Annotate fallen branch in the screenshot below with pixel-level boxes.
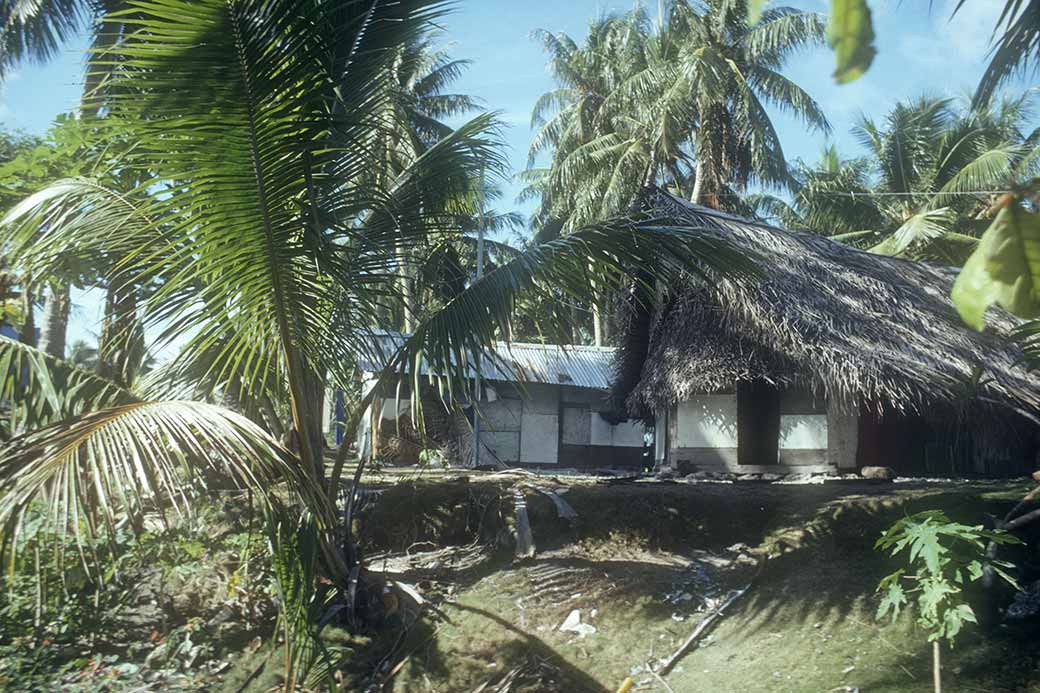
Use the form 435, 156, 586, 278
657, 560, 765, 676
648, 663, 676, 692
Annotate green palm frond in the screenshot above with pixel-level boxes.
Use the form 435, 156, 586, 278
382, 215, 757, 412
0, 0, 92, 76
0, 176, 161, 280
742, 7, 827, 68
936, 143, 1022, 197
874, 207, 956, 256
0, 400, 316, 573
968, 0, 1040, 108
0, 335, 138, 434
265, 503, 336, 690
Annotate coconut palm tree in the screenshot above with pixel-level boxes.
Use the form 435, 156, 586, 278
766, 95, 1040, 263
0, 1, 147, 369
0, 1, 748, 683
755, 145, 883, 242
527, 0, 827, 343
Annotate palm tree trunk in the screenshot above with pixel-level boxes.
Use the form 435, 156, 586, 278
933, 640, 942, 693
399, 244, 415, 333
98, 279, 138, 387
592, 295, 604, 346
691, 157, 706, 205
38, 281, 70, 359
19, 286, 36, 347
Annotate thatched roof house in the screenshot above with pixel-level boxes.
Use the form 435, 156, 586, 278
614, 189, 1040, 477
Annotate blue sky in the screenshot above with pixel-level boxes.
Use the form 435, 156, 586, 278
0, 0, 1033, 347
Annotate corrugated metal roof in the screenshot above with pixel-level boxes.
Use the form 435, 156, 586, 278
357, 330, 615, 390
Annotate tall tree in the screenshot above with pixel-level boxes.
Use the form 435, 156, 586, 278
765, 95, 1040, 263
0, 2, 747, 681
374, 33, 488, 332
527, 0, 828, 343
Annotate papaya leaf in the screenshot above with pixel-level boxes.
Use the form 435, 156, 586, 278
952, 201, 1040, 330
828, 0, 876, 84
876, 580, 906, 621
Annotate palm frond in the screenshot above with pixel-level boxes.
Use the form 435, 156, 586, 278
0, 0, 91, 76
0, 335, 138, 434
972, 0, 1040, 108
381, 215, 757, 415
0, 400, 315, 573
936, 143, 1021, 197
874, 207, 955, 256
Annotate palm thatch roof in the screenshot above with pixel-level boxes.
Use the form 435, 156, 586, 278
616, 188, 1040, 422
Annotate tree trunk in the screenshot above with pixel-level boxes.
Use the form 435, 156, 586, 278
933, 640, 942, 693
691, 157, 706, 206
397, 235, 414, 333
98, 279, 138, 387
592, 299, 604, 347
19, 286, 37, 347
38, 281, 70, 359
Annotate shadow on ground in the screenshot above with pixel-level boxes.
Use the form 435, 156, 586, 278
327, 479, 1040, 692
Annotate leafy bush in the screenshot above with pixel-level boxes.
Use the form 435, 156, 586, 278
876, 510, 1020, 643
876, 510, 1022, 692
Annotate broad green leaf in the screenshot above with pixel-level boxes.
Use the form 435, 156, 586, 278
876, 581, 906, 621
952, 201, 1040, 330
904, 520, 947, 575
919, 578, 957, 619
747, 0, 768, 25
828, 0, 876, 84
943, 604, 976, 644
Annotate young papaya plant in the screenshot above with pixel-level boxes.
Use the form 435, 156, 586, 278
875, 510, 1022, 693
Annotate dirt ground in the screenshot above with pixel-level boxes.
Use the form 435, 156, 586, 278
260, 472, 1040, 693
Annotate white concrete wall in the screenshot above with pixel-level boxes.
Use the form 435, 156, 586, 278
590, 414, 645, 447
520, 412, 559, 463
480, 399, 522, 432
480, 431, 520, 462
675, 395, 739, 448
779, 414, 828, 450
379, 398, 412, 421
519, 384, 559, 464
562, 406, 591, 445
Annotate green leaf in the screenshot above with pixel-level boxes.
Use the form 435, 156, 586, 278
952, 201, 1040, 330
747, 0, 768, 25
828, 0, 877, 84
876, 581, 906, 622
943, 603, 976, 644
904, 520, 947, 575
919, 578, 957, 620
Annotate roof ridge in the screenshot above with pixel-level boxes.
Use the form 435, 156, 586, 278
652, 188, 957, 274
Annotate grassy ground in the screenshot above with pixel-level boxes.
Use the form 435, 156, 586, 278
5, 474, 1039, 691
365, 478, 1040, 692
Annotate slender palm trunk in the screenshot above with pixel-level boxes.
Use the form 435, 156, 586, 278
38, 281, 70, 359
19, 286, 36, 347
398, 243, 415, 333
592, 291, 604, 346
691, 157, 706, 205
97, 279, 138, 387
